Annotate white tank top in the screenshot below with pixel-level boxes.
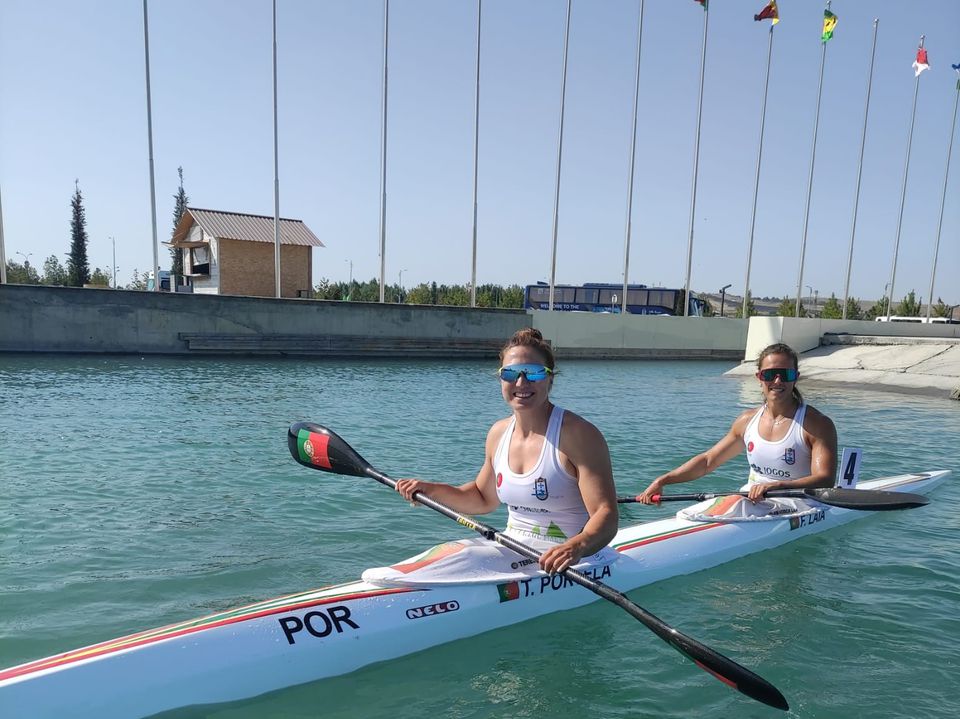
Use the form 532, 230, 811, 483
493, 406, 589, 544
743, 403, 812, 485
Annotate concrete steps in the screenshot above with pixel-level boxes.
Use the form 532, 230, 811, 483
178, 333, 503, 358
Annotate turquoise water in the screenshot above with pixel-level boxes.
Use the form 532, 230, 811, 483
1, 355, 958, 718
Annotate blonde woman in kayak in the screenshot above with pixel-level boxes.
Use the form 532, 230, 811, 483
396, 327, 619, 575
638, 342, 838, 505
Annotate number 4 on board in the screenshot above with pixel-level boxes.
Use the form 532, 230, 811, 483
837, 447, 863, 489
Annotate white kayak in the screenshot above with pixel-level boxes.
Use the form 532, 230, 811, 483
0, 470, 949, 718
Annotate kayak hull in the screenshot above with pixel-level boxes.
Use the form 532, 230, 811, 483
0, 470, 949, 718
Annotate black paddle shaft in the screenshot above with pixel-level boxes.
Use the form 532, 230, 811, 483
287, 421, 790, 711
617, 487, 929, 511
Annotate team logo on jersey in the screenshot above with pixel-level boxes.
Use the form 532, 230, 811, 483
532, 477, 549, 501
496, 472, 503, 488
747, 441, 755, 453
783, 448, 796, 465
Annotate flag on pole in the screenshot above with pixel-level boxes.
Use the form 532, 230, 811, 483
822, 10, 837, 43
693, 0, 707, 9
754, 1, 779, 25
953, 62, 960, 89
913, 47, 930, 76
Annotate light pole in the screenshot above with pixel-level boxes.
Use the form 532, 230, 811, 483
719, 284, 732, 318
806, 285, 814, 314
16, 250, 32, 266
398, 268, 407, 303
344, 258, 353, 300
111, 236, 117, 289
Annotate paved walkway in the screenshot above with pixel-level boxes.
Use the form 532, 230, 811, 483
726, 334, 960, 399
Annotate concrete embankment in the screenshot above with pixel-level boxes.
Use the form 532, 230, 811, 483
0, 284, 748, 360
729, 317, 960, 399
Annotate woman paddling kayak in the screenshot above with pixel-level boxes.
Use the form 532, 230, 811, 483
638, 342, 838, 505
396, 327, 619, 575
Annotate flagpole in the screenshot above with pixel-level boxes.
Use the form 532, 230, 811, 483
924, 64, 958, 320
142, 0, 160, 292
620, 0, 645, 315
795, 2, 830, 317
548, 0, 572, 312
842, 18, 879, 319
272, 0, 281, 299
469, 0, 482, 308
884, 35, 925, 322
742, 19, 774, 320
0, 185, 6, 284
683, 0, 709, 317
378, 0, 390, 303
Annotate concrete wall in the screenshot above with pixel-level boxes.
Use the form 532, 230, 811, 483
0, 284, 752, 358
531, 310, 748, 359
0, 284, 528, 355
744, 316, 960, 360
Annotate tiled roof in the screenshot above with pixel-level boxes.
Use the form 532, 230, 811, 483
176, 207, 324, 247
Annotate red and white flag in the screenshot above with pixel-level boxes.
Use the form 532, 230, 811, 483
913, 47, 930, 77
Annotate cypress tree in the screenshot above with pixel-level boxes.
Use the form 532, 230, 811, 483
67, 180, 91, 287
170, 166, 189, 277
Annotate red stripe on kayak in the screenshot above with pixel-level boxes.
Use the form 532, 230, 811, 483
392, 542, 466, 574
0, 585, 416, 683
702, 495, 743, 517
615, 522, 723, 553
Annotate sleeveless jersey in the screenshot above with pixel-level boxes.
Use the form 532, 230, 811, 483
743, 403, 812, 485
493, 406, 588, 545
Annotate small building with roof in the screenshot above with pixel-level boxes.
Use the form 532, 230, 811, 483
167, 207, 324, 298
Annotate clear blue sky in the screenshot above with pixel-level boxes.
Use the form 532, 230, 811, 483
1, 0, 958, 304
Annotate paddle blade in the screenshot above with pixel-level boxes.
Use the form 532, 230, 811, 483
287, 422, 374, 478
805, 487, 929, 511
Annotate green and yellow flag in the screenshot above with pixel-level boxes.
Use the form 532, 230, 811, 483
822, 10, 837, 43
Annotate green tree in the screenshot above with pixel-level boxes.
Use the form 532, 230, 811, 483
820, 293, 842, 319
931, 298, 952, 318
776, 296, 807, 318
500, 284, 523, 308
437, 284, 470, 306
89, 267, 112, 286
865, 296, 889, 321
407, 283, 433, 305
42, 255, 69, 285
170, 166, 189, 278
4, 260, 41, 284
126, 268, 148, 290
844, 297, 863, 320
67, 180, 91, 287
894, 290, 922, 317
733, 292, 756, 318
700, 297, 715, 317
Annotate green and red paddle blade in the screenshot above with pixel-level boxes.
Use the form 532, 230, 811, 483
288, 421, 373, 478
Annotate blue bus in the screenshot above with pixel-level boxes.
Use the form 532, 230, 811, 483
523, 283, 706, 316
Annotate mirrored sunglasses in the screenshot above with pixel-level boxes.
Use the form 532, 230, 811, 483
757, 367, 798, 382
498, 364, 553, 382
